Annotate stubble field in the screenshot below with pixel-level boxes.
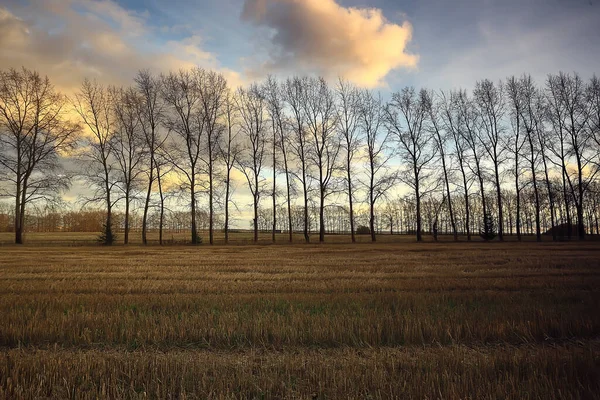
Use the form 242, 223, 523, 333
0, 239, 599, 399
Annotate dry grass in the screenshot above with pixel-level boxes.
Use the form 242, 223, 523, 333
0, 230, 569, 246
0, 241, 599, 398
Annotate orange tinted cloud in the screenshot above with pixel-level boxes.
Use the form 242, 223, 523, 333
242, 0, 419, 87
0, 1, 242, 94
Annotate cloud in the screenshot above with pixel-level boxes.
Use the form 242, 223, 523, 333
241, 0, 418, 87
0, 0, 242, 94
399, 0, 600, 92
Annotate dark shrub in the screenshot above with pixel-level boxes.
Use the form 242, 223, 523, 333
356, 225, 371, 235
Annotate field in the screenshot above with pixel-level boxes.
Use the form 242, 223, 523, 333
0, 229, 576, 246
0, 239, 599, 398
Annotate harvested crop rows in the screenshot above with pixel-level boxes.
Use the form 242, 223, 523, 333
0, 242, 599, 398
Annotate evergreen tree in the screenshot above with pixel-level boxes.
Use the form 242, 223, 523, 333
97, 221, 115, 245
480, 212, 497, 241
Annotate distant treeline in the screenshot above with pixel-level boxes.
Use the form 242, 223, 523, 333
0, 67, 599, 244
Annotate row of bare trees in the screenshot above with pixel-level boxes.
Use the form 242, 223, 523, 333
1, 66, 599, 244
4, 182, 600, 240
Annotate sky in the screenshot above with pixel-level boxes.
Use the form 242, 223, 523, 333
1, 0, 599, 93
1, 0, 599, 227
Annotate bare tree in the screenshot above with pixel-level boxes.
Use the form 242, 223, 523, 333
423, 90, 458, 241
111, 86, 146, 244
506, 76, 527, 240
336, 78, 362, 242
197, 69, 228, 245
546, 75, 573, 238
220, 89, 242, 244
359, 89, 396, 242
263, 76, 279, 243
457, 89, 488, 230
265, 76, 294, 242
0, 67, 79, 244
161, 69, 203, 245
285, 76, 312, 242
236, 84, 267, 242
535, 97, 557, 241
154, 147, 171, 244
135, 70, 165, 245
520, 75, 556, 241
518, 75, 545, 241
74, 79, 118, 245
302, 77, 340, 243
547, 72, 596, 239
474, 79, 506, 240
385, 87, 437, 242
441, 90, 472, 240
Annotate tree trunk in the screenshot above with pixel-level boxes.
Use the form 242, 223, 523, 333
460, 165, 471, 241
369, 188, 376, 242
319, 155, 325, 243
562, 167, 572, 240
302, 157, 310, 243
272, 128, 276, 243
477, 167, 487, 225
15, 223, 23, 244
190, 179, 198, 245
142, 154, 154, 245
415, 164, 422, 242
225, 168, 230, 245
416, 192, 422, 242
124, 191, 130, 245
494, 163, 503, 241
527, 135, 541, 241
440, 146, 457, 241
541, 156, 556, 241
254, 171, 259, 243
302, 184, 309, 243
15, 179, 22, 245
347, 152, 355, 243
532, 173, 541, 241
319, 187, 325, 243
106, 206, 112, 246
516, 172, 521, 241
369, 157, 376, 242
253, 196, 258, 243
156, 164, 164, 245
576, 155, 585, 240
576, 203, 585, 239
209, 157, 214, 245
104, 164, 113, 245
18, 191, 27, 246
284, 162, 293, 243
